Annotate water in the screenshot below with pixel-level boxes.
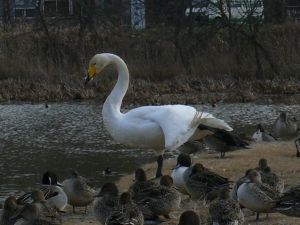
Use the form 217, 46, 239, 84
0, 99, 299, 202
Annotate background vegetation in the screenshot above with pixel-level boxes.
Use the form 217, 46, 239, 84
0, 0, 300, 103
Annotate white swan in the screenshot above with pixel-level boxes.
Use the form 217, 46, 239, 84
85, 53, 233, 178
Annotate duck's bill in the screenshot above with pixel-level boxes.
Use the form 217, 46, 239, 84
93, 192, 102, 198
172, 163, 181, 170
84, 76, 92, 85
9, 214, 22, 220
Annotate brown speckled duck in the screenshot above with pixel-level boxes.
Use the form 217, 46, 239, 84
185, 163, 231, 202
207, 187, 244, 225
237, 170, 281, 220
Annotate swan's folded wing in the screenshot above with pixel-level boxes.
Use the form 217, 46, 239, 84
199, 118, 233, 131
140, 105, 231, 149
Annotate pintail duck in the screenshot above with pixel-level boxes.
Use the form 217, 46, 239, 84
61, 169, 96, 213
274, 112, 297, 138
171, 153, 193, 195
254, 158, 268, 173
185, 163, 231, 202
178, 210, 200, 225
103, 167, 111, 175
133, 175, 181, 219
261, 166, 284, 193
9, 203, 62, 225
295, 133, 300, 157
231, 169, 253, 202
93, 182, 119, 224
29, 190, 61, 221
177, 140, 205, 155
253, 124, 276, 142
199, 124, 250, 158
16, 171, 67, 211
128, 168, 158, 199
94, 182, 157, 224
207, 187, 244, 225
237, 170, 281, 220
0, 196, 21, 225
273, 183, 300, 217
105, 192, 144, 225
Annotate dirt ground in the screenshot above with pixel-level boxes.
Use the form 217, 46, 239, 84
61, 141, 300, 225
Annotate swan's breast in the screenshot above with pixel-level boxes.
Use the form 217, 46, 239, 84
103, 114, 165, 149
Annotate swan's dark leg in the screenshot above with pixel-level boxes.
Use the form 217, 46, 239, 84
155, 155, 163, 178
221, 152, 225, 158
255, 212, 260, 220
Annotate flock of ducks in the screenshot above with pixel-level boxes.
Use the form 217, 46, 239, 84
2, 53, 300, 224
2, 142, 299, 225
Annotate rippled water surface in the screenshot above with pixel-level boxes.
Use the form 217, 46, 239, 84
0, 99, 299, 202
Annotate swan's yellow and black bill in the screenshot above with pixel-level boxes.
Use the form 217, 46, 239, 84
84, 65, 96, 85
84, 76, 91, 85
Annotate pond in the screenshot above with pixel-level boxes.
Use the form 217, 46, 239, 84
0, 98, 299, 202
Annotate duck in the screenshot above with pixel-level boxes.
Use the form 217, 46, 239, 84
185, 163, 231, 202
260, 166, 284, 193
132, 175, 181, 219
9, 203, 62, 225
200, 124, 250, 158
231, 168, 253, 202
207, 187, 244, 225
0, 196, 21, 225
254, 158, 268, 173
103, 167, 111, 175
171, 153, 193, 195
274, 112, 297, 138
84, 53, 232, 178
93, 182, 119, 225
94, 182, 157, 224
178, 210, 201, 225
237, 170, 281, 220
273, 183, 300, 217
252, 124, 276, 142
61, 169, 96, 213
294, 136, 300, 157
128, 168, 158, 199
177, 140, 205, 155
16, 171, 68, 211
105, 192, 144, 225
28, 190, 61, 221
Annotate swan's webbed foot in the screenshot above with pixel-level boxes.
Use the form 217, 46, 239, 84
155, 155, 163, 178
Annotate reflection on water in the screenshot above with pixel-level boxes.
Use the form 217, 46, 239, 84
0, 99, 299, 202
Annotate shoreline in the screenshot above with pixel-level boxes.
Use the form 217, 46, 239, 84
60, 141, 300, 224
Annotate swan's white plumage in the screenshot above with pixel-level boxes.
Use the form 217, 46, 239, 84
87, 53, 232, 156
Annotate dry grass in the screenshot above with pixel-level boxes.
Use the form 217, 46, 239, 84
1, 23, 300, 103
60, 141, 300, 224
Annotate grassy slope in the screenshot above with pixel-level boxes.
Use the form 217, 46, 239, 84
62, 141, 300, 224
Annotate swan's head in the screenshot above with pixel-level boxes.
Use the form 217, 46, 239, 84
85, 54, 110, 85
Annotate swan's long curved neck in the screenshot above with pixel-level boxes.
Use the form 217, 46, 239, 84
103, 54, 129, 117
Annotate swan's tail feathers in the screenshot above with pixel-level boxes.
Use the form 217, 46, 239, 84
200, 118, 233, 131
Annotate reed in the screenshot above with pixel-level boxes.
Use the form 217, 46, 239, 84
0, 22, 300, 103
